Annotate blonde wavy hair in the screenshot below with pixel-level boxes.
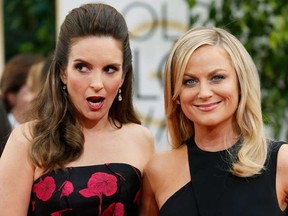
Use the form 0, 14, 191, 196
164, 26, 267, 177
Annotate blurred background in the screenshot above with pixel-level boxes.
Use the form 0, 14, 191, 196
0, 0, 287, 151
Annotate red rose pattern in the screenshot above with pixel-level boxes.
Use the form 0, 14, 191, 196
79, 172, 118, 214
29, 164, 141, 215
101, 202, 125, 216
59, 180, 74, 198
133, 189, 141, 205
32, 176, 56, 201
50, 208, 72, 216
79, 172, 118, 198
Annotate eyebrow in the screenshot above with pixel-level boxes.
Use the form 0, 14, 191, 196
184, 68, 227, 77
73, 58, 122, 67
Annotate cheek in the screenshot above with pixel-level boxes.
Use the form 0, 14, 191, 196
106, 78, 123, 93
67, 77, 87, 93
179, 89, 197, 103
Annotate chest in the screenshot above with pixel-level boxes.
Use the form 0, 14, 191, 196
29, 164, 141, 216
188, 147, 284, 215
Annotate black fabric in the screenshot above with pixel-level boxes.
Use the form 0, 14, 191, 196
28, 163, 141, 216
0, 99, 11, 157
159, 138, 287, 216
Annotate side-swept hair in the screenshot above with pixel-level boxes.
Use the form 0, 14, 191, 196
164, 27, 267, 177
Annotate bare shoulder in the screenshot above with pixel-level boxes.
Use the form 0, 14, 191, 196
2, 121, 34, 154
144, 145, 187, 188
0, 121, 35, 168
277, 143, 288, 206
124, 123, 154, 140
0, 121, 35, 214
143, 145, 189, 207
277, 143, 288, 167
123, 123, 155, 150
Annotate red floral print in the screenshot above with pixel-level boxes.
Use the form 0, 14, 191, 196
50, 208, 72, 216
33, 176, 56, 201
133, 189, 141, 205
79, 172, 118, 215
59, 180, 74, 198
31, 200, 35, 212
79, 172, 118, 198
101, 202, 125, 216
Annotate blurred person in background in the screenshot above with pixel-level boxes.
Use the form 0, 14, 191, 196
0, 53, 43, 156
26, 54, 52, 101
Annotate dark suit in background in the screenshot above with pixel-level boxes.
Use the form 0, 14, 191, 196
0, 99, 11, 157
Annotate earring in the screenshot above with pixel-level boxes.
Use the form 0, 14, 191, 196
118, 88, 122, 101
63, 85, 67, 91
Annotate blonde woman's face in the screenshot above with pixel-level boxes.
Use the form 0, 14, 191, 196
179, 45, 239, 130
61, 36, 124, 126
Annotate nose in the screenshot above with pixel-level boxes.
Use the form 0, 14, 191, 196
90, 72, 104, 91
197, 82, 213, 100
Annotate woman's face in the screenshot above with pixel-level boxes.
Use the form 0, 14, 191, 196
179, 45, 240, 130
61, 36, 124, 126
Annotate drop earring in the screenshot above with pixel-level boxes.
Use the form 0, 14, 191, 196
62, 85, 67, 96
118, 88, 122, 101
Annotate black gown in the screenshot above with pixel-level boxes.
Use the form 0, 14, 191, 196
28, 163, 141, 216
159, 138, 288, 216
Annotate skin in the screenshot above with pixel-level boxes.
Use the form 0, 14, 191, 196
60, 36, 124, 127
0, 36, 155, 215
141, 45, 288, 215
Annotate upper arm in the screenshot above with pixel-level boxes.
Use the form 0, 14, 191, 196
140, 156, 160, 216
277, 144, 288, 206
0, 123, 35, 215
140, 125, 155, 154
133, 124, 156, 166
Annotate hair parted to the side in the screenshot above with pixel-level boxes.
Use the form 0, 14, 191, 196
30, 3, 140, 171
164, 26, 267, 177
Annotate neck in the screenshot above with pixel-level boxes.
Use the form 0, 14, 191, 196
194, 124, 240, 152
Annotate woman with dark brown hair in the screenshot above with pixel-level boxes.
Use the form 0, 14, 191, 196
0, 3, 154, 215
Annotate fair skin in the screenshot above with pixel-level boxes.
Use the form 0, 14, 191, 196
0, 36, 155, 215
141, 45, 288, 214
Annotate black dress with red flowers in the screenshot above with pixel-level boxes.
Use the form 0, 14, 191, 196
28, 163, 141, 216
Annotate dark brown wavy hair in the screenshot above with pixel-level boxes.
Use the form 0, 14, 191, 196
30, 3, 140, 171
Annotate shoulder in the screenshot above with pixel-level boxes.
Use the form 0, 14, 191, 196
3, 121, 34, 148
144, 145, 187, 188
275, 142, 288, 204
0, 122, 35, 214
276, 142, 288, 176
0, 121, 34, 163
123, 123, 155, 149
124, 123, 153, 139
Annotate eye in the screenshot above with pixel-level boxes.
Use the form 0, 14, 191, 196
103, 65, 118, 74
75, 63, 90, 73
183, 78, 198, 87
211, 75, 225, 82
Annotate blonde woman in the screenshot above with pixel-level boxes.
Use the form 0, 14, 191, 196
141, 27, 288, 215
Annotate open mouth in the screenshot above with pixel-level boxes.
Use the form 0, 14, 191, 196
87, 96, 104, 106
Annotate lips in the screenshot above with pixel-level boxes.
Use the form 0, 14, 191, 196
86, 96, 104, 111
195, 101, 221, 111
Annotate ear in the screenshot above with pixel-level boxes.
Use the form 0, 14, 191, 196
119, 75, 125, 88
60, 69, 67, 84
